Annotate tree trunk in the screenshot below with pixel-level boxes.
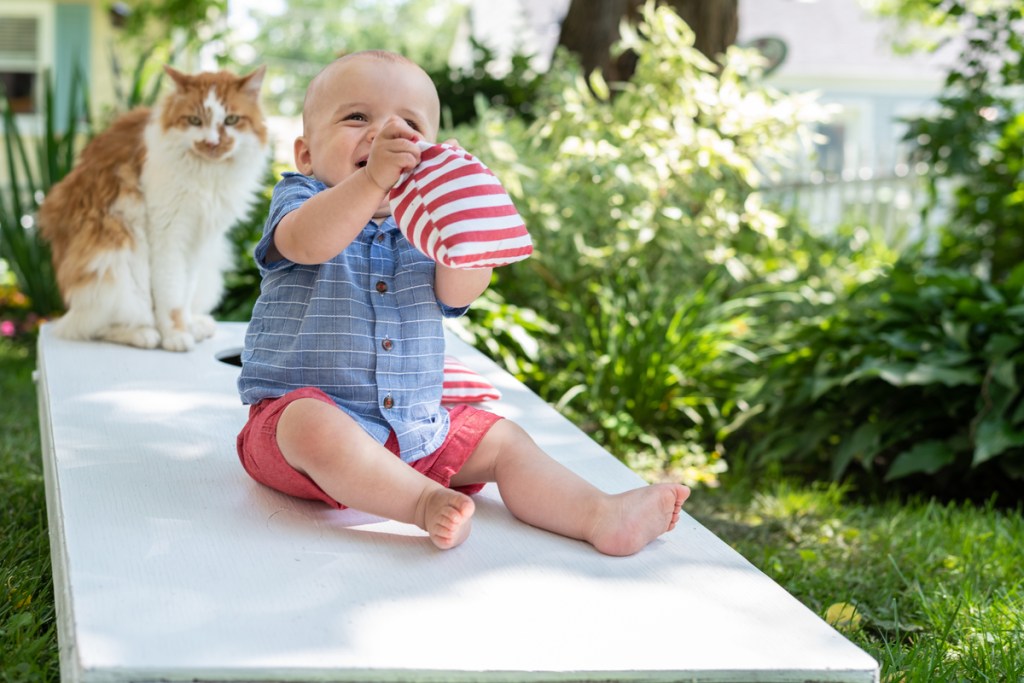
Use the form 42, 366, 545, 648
666, 0, 739, 63
557, 0, 739, 81
557, 0, 634, 82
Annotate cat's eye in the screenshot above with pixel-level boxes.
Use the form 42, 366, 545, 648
224, 115, 240, 125
187, 116, 202, 126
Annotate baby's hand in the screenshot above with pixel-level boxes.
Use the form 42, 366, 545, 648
364, 117, 422, 191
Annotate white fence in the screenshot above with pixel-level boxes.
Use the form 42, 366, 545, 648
759, 166, 946, 249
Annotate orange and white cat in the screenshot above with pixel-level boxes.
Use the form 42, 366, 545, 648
39, 65, 268, 351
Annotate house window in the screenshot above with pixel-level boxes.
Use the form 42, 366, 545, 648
0, 16, 40, 113
815, 122, 845, 177
0, 2, 53, 118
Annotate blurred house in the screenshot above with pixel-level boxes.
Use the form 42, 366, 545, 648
3, 0, 956, 236
738, 0, 957, 178
0, 0, 119, 128
737, 0, 958, 238
465, 0, 955, 237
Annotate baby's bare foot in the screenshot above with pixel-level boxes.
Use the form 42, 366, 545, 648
419, 489, 475, 550
588, 484, 690, 557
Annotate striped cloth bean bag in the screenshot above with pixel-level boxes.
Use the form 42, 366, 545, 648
389, 141, 532, 269
441, 355, 502, 403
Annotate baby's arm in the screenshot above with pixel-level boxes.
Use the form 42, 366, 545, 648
435, 264, 492, 308
272, 117, 421, 265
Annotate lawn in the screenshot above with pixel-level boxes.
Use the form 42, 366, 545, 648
1, 334, 1022, 682
0, 337, 59, 682
689, 484, 1024, 681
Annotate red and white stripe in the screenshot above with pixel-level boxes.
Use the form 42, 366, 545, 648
389, 142, 532, 269
441, 355, 502, 403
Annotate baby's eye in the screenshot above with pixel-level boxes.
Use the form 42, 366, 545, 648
224, 114, 240, 125
405, 120, 422, 132
187, 115, 202, 126
343, 112, 367, 123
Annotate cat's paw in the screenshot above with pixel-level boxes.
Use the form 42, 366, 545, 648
190, 314, 217, 342
161, 330, 196, 352
103, 326, 161, 349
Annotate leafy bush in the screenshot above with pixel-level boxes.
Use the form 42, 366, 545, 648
901, 3, 1024, 281
449, 3, 826, 483
429, 39, 545, 128
214, 164, 277, 322
0, 70, 89, 318
731, 259, 1024, 490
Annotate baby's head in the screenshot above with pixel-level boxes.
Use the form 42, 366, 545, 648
302, 50, 440, 135
295, 51, 440, 189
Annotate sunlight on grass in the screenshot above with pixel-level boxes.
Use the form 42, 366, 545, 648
689, 482, 1024, 682
0, 337, 60, 682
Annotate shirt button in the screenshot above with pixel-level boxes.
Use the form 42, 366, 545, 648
375, 281, 388, 294
376, 233, 385, 243
383, 395, 394, 409
381, 337, 393, 351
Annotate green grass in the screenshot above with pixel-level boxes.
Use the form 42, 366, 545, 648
1, 334, 1022, 682
688, 482, 1024, 682
0, 336, 59, 682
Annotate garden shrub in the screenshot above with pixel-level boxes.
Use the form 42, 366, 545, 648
900, 3, 1024, 282
722, 4, 1024, 495
730, 259, 1024, 491
449, 3, 827, 482
429, 39, 545, 128
0, 70, 89, 318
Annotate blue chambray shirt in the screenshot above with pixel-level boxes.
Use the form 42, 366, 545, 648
238, 172, 468, 463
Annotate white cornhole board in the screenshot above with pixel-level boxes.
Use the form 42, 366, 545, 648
36, 321, 878, 683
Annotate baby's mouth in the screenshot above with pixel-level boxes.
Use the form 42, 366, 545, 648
356, 158, 368, 168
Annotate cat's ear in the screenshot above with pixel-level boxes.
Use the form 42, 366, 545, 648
163, 65, 191, 90
239, 66, 266, 96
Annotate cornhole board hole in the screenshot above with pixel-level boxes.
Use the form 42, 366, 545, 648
36, 321, 879, 682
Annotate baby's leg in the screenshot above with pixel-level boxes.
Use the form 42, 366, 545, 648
452, 420, 689, 556
276, 398, 474, 549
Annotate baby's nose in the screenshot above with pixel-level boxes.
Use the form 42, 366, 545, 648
367, 116, 401, 144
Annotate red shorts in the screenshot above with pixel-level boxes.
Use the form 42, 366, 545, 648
235, 387, 503, 509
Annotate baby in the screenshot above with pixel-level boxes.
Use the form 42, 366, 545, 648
236, 50, 690, 554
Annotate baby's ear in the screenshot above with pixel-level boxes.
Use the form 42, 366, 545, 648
293, 136, 314, 176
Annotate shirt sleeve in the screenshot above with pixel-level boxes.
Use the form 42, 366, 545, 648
439, 301, 469, 319
254, 173, 325, 274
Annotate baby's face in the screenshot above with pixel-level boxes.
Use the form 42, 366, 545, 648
297, 55, 440, 190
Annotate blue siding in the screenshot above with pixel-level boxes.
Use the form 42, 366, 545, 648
54, 3, 90, 131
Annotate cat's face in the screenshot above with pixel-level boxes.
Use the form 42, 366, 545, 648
159, 66, 268, 162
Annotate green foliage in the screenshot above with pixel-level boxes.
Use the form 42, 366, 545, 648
113, 0, 228, 39
214, 164, 277, 322
0, 339, 59, 681
429, 39, 545, 128
720, 1, 1024, 491
450, 3, 826, 483
0, 70, 90, 318
732, 259, 1024, 488
899, 2, 1024, 281
691, 481, 1024, 682
237, 0, 469, 116
107, 1, 220, 114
